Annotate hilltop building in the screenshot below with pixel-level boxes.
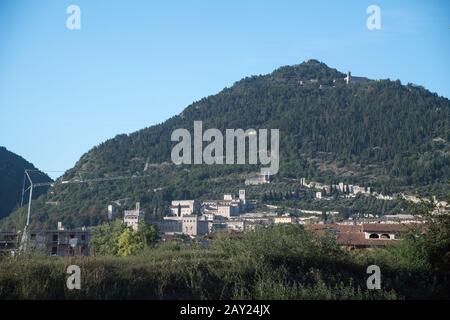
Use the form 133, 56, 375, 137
345, 72, 369, 85
245, 173, 270, 186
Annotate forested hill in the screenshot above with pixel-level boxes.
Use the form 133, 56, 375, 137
1, 59, 449, 229
0, 147, 52, 220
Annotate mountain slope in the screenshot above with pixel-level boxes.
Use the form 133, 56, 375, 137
0, 147, 52, 221
2, 60, 449, 229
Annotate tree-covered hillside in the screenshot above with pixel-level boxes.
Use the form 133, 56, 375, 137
0, 147, 52, 220
1, 60, 449, 229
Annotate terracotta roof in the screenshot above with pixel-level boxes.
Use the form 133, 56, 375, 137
307, 224, 362, 233
307, 224, 338, 231
362, 223, 408, 233
307, 223, 403, 247
336, 225, 362, 233
337, 232, 401, 247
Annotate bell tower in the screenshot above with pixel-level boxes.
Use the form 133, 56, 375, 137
239, 189, 246, 205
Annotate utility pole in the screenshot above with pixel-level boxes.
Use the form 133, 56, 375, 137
21, 170, 54, 228
20, 173, 27, 207
25, 170, 33, 227
18, 169, 156, 252
20, 170, 54, 252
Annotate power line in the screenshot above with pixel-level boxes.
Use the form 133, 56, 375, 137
19, 169, 159, 252
21, 170, 158, 221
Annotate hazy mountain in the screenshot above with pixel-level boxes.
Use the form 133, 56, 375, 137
1, 60, 449, 229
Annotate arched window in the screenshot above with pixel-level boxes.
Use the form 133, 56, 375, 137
380, 234, 390, 239
369, 233, 379, 239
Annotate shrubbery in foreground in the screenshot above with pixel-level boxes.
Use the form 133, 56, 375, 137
1, 213, 449, 300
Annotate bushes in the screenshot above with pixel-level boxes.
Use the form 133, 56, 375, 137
0, 223, 448, 299
253, 278, 397, 300
91, 220, 159, 256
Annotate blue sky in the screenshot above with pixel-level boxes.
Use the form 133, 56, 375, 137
0, 0, 449, 179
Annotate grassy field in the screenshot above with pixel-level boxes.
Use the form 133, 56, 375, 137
0, 224, 448, 300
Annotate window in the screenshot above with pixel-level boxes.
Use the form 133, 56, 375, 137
380, 234, 390, 239
369, 233, 379, 239
81, 235, 86, 241
52, 234, 59, 242
30, 233, 36, 240
51, 246, 57, 255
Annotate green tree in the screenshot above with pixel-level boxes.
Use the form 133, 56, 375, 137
117, 228, 144, 257
321, 211, 328, 222
91, 219, 125, 256
138, 222, 159, 247
421, 211, 450, 289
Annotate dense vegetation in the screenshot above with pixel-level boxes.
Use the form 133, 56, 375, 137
0, 146, 52, 220
1, 59, 449, 229
0, 209, 449, 300
90, 220, 159, 256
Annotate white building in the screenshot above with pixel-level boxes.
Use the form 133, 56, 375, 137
300, 177, 307, 186
200, 189, 246, 218
217, 204, 240, 218
352, 186, 367, 195
299, 209, 323, 215
345, 72, 369, 85
374, 193, 394, 201
274, 216, 295, 224
182, 215, 208, 237
170, 200, 196, 217
107, 204, 115, 220
155, 214, 209, 237
245, 173, 270, 185
123, 202, 144, 231
155, 217, 182, 234
239, 189, 246, 205
226, 220, 246, 232
382, 214, 420, 224
297, 216, 320, 225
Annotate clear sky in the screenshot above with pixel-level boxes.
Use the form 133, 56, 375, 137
0, 0, 449, 179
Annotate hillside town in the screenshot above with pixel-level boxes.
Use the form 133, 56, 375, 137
2, 176, 448, 258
